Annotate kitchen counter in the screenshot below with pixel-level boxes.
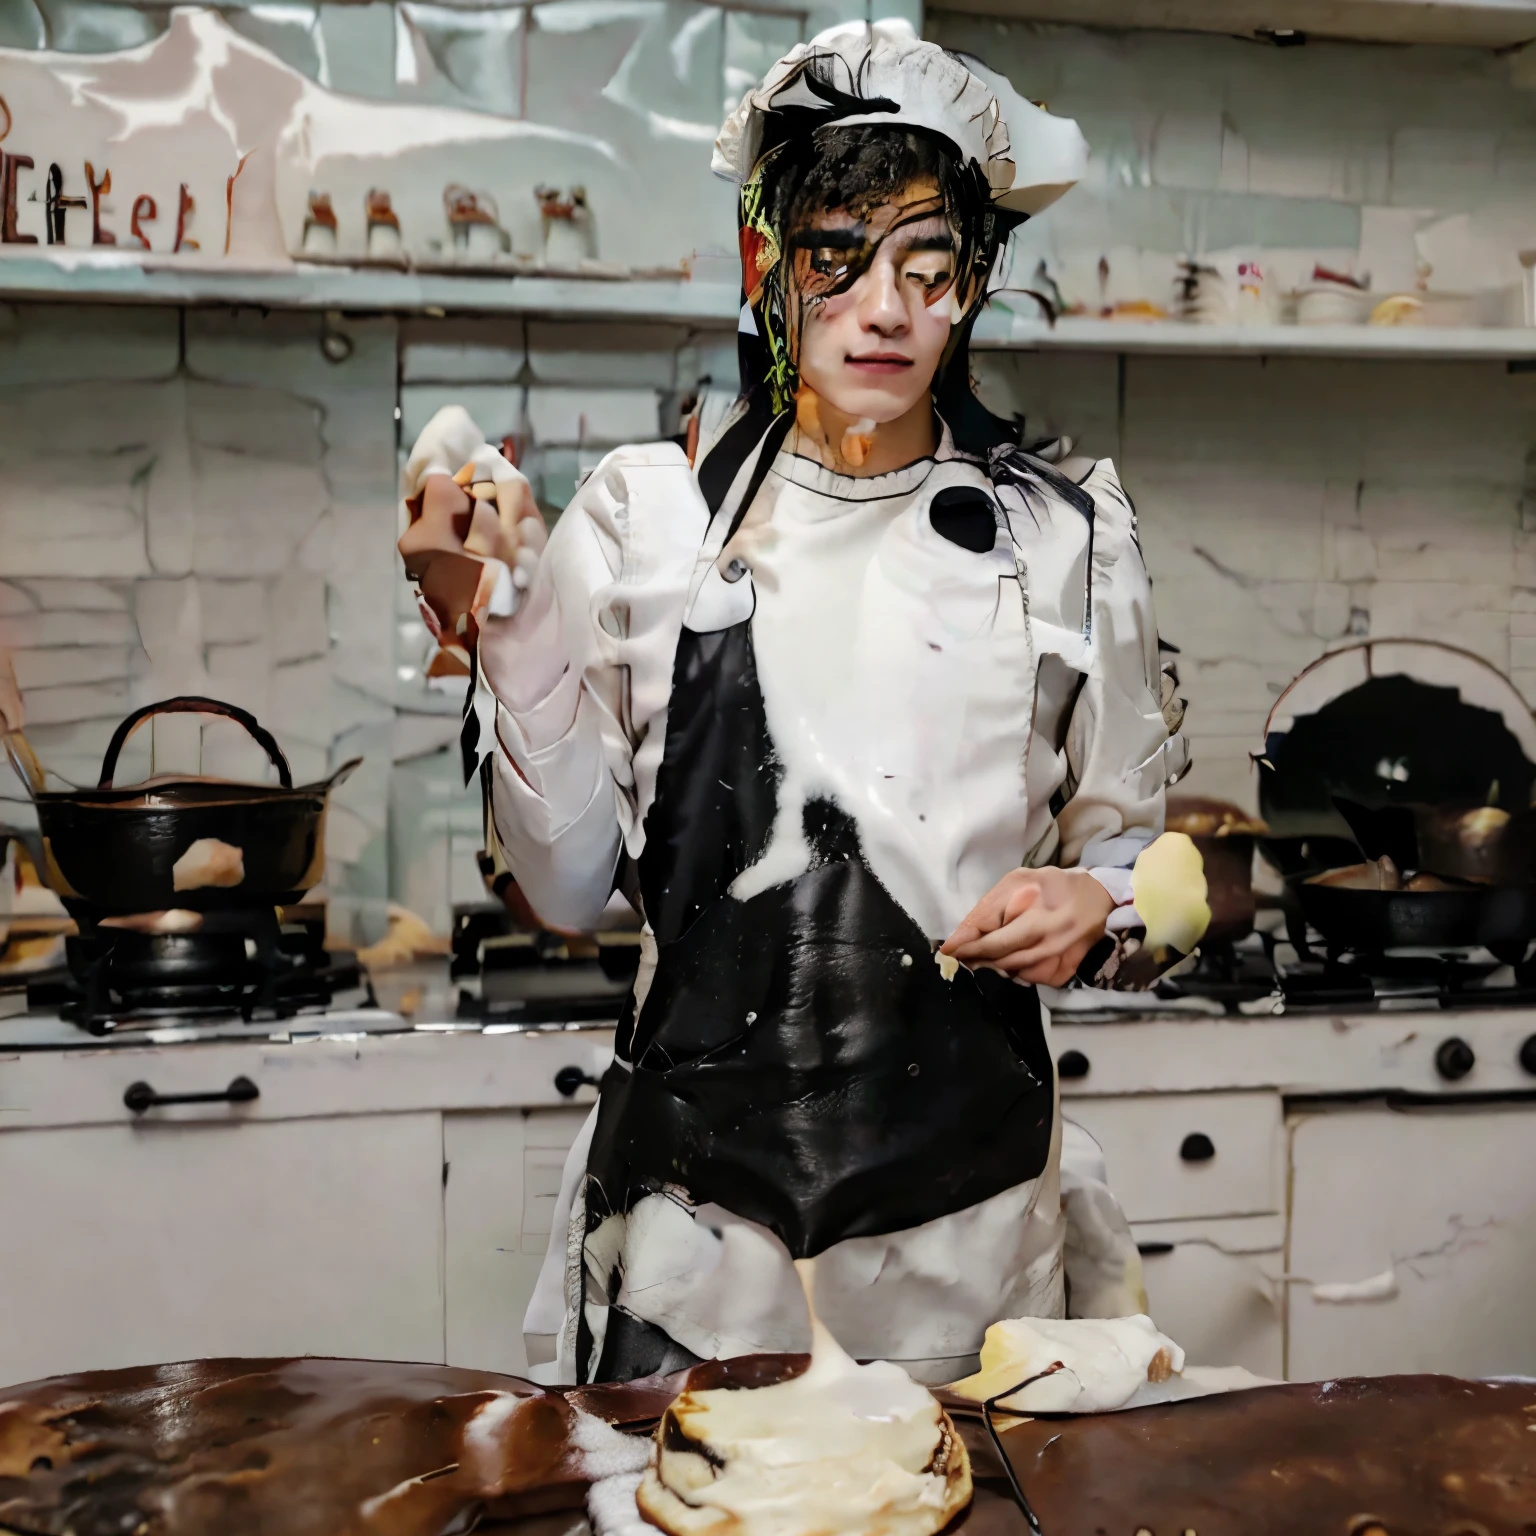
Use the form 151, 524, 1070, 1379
3, 977, 1533, 1392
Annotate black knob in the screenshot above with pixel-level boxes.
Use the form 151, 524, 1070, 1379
1519, 1034, 1536, 1076
554, 1065, 601, 1098
1435, 1037, 1476, 1082
1057, 1049, 1090, 1080
1179, 1132, 1215, 1162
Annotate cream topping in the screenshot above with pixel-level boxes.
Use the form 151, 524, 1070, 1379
951, 1314, 1186, 1415
643, 1260, 968, 1535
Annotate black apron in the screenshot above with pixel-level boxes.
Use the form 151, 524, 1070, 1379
579, 432, 1056, 1380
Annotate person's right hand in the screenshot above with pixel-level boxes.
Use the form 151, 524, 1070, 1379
398, 406, 546, 645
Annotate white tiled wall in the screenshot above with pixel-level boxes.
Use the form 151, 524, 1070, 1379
973, 348, 1536, 808
0, 306, 400, 943
930, 17, 1536, 313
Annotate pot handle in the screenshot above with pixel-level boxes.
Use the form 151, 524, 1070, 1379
98, 697, 293, 790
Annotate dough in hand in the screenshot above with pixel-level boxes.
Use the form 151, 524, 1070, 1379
1131, 831, 1210, 958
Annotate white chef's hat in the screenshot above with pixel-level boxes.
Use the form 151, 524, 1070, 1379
712, 19, 1088, 219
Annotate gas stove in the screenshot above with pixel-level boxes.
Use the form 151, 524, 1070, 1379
22, 904, 361, 1034
1056, 927, 1536, 1024
450, 902, 640, 1026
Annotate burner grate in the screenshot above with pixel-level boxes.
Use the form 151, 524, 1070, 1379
28, 907, 359, 1033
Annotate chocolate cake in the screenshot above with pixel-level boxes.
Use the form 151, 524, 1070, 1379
2, 1357, 1534, 1536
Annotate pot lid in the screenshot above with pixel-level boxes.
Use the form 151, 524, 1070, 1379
1257, 640, 1536, 865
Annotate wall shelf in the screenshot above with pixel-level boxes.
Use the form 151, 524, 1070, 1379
0, 254, 744, 326
971, 313, 1536, 360
926, 0, 1536, 49
2, 254, 1534, 361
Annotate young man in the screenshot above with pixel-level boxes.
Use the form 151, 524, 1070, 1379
400, 23, 1191, 1384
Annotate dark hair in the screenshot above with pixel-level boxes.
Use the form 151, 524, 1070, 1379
725, 121, 1022, 476
770, 124, 969, 236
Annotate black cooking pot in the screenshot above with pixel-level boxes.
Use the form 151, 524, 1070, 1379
31, 697, 360, 918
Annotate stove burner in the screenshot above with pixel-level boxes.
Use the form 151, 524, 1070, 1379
28, 906, 360, 1032
451, 902, 638, 1026
1155, 940, 1281, 1013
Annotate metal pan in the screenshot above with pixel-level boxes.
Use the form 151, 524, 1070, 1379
1295, 877, 1536, 955
29, 697, 359, 918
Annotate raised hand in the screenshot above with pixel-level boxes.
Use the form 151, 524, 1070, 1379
941, 866, 1115, 987
398, 405, 546, 645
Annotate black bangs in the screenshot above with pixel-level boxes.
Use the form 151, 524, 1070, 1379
774, 125, 964, 230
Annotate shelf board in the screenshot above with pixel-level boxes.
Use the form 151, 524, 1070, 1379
2, 253, 1532, 361
0, 252, 744, 325
972, 312, 1536, 360
926, 0, 1536, 49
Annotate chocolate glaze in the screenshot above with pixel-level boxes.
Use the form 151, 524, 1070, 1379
5, 1360, 1535, 1536
975, 1375, 1536, 1536
0, 1357, 597, 1536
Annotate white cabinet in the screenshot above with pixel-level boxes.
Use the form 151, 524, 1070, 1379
0, 1112, 446, 1385
0, 1027, 612, 1390
1287, 1103, 1536, 1382
1065, 1092, 1285, 1377
442, 1106, 589, 1376
1065, 1092, 1284, 1222
1133, 1217, 1285, 1379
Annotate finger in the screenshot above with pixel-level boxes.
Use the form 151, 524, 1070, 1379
495, 476, 537, 532
950, 906, 1073, 964
453, 461, 477, 488
1000, 934, 1093, 983
1012, 956, 1075, 987
463, 498, 517, 563
940, 921, 982, 955
471, 558, 515, 620
1001, 879, 1046, 925
952, 876, 1032, 945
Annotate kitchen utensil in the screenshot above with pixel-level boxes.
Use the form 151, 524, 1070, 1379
3, 727, 45, 797
30, 696, 359, 917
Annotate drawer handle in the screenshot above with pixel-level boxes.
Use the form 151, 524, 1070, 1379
1057, 1049, 1090, 1080
1520, 1034, 1536, 1076
124, 1076, 259, 1115
1179, 1132, 1215, 1162
554, 1065, 602, 1098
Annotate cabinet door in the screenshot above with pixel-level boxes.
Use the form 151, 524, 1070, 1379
1288, 1105, 1536, 1381
442, 1107, 589, 1377
0, 1113, 445, 1387
1136, 1229, 1284, 1380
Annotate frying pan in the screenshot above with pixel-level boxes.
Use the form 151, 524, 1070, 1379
27, 697, 359, 918
1293, 879, 1536, 955
1296, 797, 1536, 956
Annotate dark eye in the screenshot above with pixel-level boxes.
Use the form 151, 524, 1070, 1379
809, 247, 847, 280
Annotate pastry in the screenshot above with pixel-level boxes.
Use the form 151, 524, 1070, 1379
637, 1262, 972, 1536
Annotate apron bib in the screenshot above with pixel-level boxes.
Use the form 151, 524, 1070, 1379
579, 424, 1056, 1374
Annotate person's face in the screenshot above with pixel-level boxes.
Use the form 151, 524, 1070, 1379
789, 179, 961, 425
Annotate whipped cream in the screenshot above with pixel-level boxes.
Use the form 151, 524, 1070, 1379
638, 1259, 971, 1536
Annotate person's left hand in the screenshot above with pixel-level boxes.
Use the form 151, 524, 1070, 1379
942, 867, 1116, 987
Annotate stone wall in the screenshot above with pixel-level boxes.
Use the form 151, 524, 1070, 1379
0, 305, 399, 941
973, 349, 1536, 808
